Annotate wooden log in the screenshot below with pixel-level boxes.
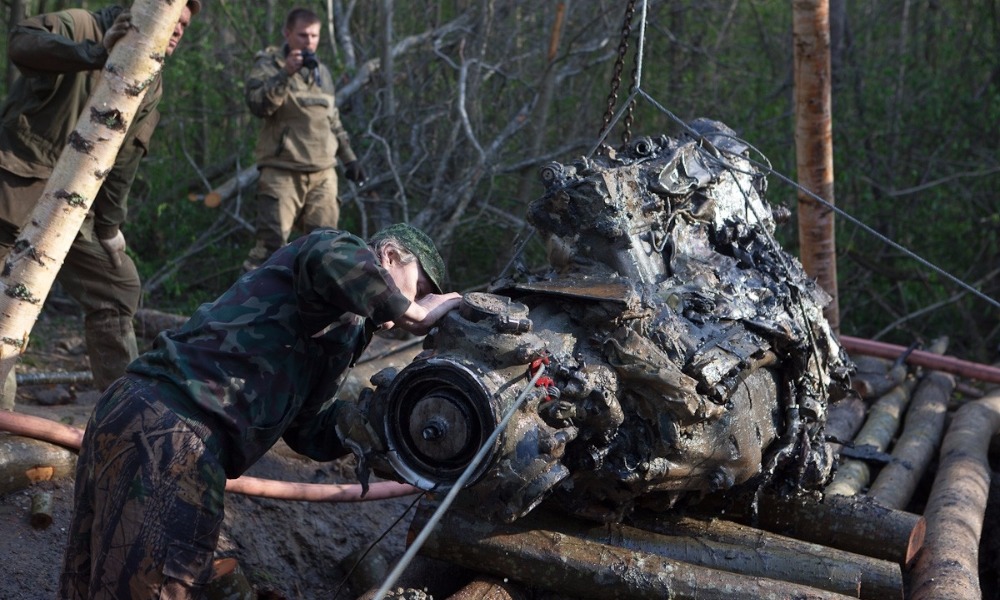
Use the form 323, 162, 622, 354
445, 577, 530, 600
0, 433, 77, 495
850, 355, 892, 374
625, 512, 902, 599
202, 165, 259, 208
15, 371, 92, 386
866, 370, 955, 510
411, 504, 859, 600
134, 308, 188, 339
909, 391, 1000, 600
826, 379, 915, 497
694, 491, 924, 565
826, 393, 868, 451
851, 362, 908, 400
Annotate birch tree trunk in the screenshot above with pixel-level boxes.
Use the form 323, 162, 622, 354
0, 0, 185, 392
792, 0, 840, 331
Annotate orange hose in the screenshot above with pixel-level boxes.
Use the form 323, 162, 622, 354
0, 410, 419, 502
840, 335, 1000, 384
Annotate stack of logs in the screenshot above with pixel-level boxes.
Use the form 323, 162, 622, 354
390, 339, 1000, 600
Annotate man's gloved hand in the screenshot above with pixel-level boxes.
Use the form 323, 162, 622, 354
99, 230, 127, 269
103, 11, 133, 53
343, 161, 366, 185
334, 401, 384, 496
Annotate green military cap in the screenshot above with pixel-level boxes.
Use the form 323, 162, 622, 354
370, 223, 447, 294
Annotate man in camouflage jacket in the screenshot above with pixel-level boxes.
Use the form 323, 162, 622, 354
243, 7, 365, 272
59, 223, 461, 598
0, 1, 201, 406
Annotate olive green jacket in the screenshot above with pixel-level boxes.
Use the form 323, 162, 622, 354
246, 45, 356, 172
0, 6, 162, 240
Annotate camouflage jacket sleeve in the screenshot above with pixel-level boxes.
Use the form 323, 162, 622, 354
280, 231, 410, 460
245, 48, 291, 118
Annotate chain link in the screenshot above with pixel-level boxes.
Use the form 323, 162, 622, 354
599, 0, 638, 143
622, 59, 638, 145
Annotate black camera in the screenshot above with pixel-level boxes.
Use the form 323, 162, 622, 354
300, 50, 319, 70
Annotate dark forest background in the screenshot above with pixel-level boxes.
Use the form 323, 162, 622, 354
2, 0, 998, 363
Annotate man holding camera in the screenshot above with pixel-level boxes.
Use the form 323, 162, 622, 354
243, 7, 365, 272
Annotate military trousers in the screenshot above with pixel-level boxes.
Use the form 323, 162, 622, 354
59, 376, 226, 599
251, 166, 340, 259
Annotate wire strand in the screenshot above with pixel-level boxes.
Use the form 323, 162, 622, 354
331, 491, 426, 600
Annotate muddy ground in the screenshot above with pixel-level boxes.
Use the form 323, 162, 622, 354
0, 300, 464, 600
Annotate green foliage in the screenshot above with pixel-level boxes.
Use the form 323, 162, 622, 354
0, 0, 996, 360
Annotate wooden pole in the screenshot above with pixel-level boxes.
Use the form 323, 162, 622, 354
825, 379, 916, 497
411, 505, 859, 600
909, 391, 1000, 599
0, 0, 185, 389
866, 371, 955, 510
445, 577, 530, 600
694, 491, 925, 565
625, 513, 903, 599
792, 0, 839, 330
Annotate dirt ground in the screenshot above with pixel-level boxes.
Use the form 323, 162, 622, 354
0, 301, 456, 600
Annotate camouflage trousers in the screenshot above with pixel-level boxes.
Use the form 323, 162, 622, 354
59, 377, 226, 599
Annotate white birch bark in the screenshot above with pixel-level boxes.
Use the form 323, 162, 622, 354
0, 0, 186, 388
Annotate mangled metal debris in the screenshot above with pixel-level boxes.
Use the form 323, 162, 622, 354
355, 118, 853, 523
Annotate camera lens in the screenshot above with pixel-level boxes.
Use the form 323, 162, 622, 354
300, 50, 318, 70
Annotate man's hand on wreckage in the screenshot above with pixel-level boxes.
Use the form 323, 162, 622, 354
103, 11, 133, 53
335, 401, 385, 497
99, 231, 127, 269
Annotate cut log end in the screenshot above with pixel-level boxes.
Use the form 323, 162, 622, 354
203, 191, 222, 208
905, 516, 926, 566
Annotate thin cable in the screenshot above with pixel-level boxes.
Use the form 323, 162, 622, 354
634, 0, 648, 90
371, 365, 548, 600
331, 491, 427, 600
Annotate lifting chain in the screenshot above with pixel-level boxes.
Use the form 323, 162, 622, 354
599, 0, 638, 146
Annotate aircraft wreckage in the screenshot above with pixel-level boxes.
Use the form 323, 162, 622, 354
352, 118, 854, 525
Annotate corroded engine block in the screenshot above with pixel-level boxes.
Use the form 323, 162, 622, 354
359, 119, 852, 523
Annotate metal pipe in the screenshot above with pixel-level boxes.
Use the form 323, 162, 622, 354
0, 409, 418, 502
840, 335, 1000, 384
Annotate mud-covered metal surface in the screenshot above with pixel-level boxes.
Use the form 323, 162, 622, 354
356, 119, 853, 523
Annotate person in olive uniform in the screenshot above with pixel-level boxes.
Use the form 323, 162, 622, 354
243, 7, 366, 272
0, 1, 202, 406
59, 223, 461, 599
